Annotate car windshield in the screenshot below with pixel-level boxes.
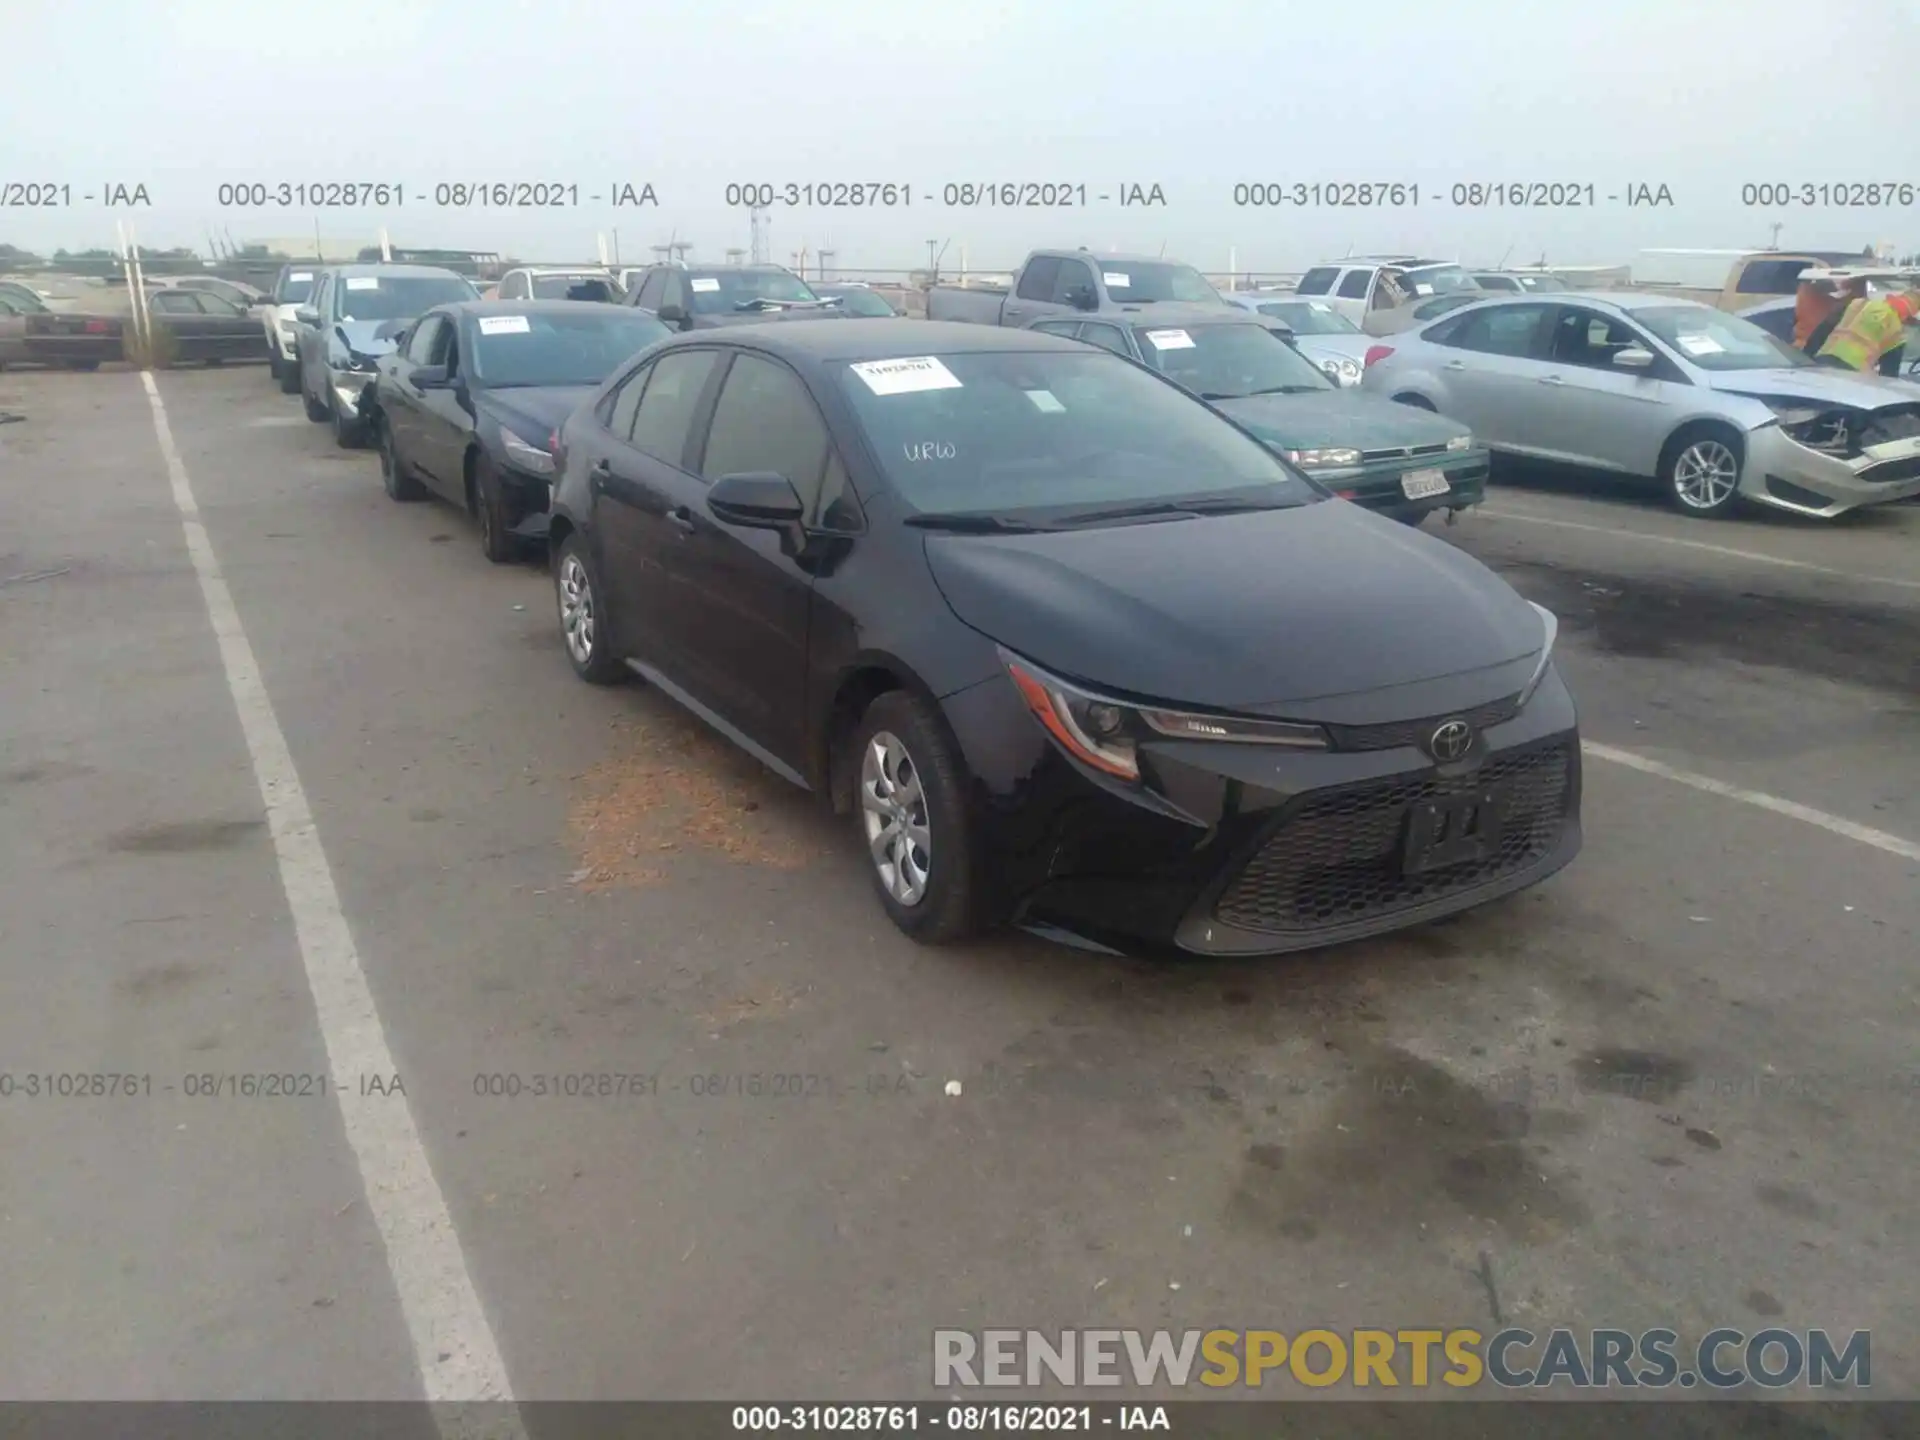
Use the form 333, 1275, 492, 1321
686, 270, 820, 315
275, 271, 316, 303
531, 274, 618, 301
1130, 322, 1333, 400
836, 349, 1318, 523
1095, 261, 1221, 304
822, 288, 897, 317
1635, 305, 1814, 370
468, 310, 670, 388
334, 274, 478, 321
1395, 265, 1478, 297
1254, 300, 1361, 335
1513, 275, 1567, 292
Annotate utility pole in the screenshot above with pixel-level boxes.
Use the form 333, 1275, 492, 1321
750, 207, 771, 264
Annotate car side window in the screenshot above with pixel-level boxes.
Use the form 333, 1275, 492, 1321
1476, 276, 1517, 292
497, 273, 522, 300
627, 349, 720, 465
697, 353, 853, 526
661, 272, 688, 313
636, 269, 668, 309
309, 276, 330, 317
1448, 303, 1554, 358
404, 316, 441, 363
1337, 269, 1373, 300
1051, 259, 1096, 305
1015, 257, 1061, 301
151, 291, 197, 314
195, 292, 244, 316
1030, 320, 1081, 338
1295, 267, 1339, 296
602, 363, 648, 436
1078, 322, 1131, 356
1549, 307, 1641, 369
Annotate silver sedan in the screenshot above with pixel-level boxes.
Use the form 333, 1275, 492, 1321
1221, 293, 1370, 385
1360, 292, 1920, 519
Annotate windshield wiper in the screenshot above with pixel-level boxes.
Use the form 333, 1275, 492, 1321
1245, 384, 1327, 395
1054, 495, 1284, 527
903, 512, 1049, 534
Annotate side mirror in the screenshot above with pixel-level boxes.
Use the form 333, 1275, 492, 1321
1613, 346, 1656, 370
708, 471, 805, 527
294, 306, 319, 326
1066, 285, 1097, 311
412, 365, 452, 389
656, 303, 688, 327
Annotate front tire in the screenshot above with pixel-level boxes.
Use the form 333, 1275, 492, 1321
474, 454, 521, 564
1662, 424, 1745, 519
852, 691, 982, 945
279, 354, 301, 394
379, 417, 427, 501
332, 400, 365, 449
554, 533, 626, 684
302, 368, 328, 422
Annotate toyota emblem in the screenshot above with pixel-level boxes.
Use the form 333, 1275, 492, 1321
1428, 719, 1474, 762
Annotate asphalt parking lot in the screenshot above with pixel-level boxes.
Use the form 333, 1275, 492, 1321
1, 365, 1916, 1418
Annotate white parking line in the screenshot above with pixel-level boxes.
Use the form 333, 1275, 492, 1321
140, 374, 525, 1431
1584, 740, 1920, 864
1479, 507, 1920, 593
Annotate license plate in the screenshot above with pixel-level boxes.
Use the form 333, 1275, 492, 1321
1403, 789, 1504, 874
1401, 468, 1450, 500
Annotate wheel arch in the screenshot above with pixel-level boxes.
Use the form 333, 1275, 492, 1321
815, 654, 949, 816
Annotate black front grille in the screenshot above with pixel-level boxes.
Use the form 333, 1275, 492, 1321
1359, 441, 1453, 463
1862, 454, 1920, 485
1211, 740, 1574, 936
1324, 693, 1523, 753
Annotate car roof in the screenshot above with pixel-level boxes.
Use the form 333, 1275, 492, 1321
511, 265, 614, 275
325, 263, 472, 279
438, 299, 647, 319
1090, 303, 1263, 329
1435, 290, 1710, 315
675, 318, 1087, 362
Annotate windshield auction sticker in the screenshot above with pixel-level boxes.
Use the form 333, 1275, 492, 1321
689, 277, 721, 292
478, 315, 531, 335
850, 356, 964, 395
1144, 329, 1196, 349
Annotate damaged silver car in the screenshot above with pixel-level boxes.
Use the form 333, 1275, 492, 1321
1360, 292, 1920, 518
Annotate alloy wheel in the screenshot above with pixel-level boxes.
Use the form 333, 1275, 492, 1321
860, 731, 932, 906
558, 553, 596, 665
1672, 439, 1739, 510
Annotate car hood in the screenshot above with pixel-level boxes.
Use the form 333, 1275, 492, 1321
335, 317, 410, 355
1211, 387, 1469, 450
478, 385, 597, 436
1709, 368, 1920, 409
924, 499, 1544, 714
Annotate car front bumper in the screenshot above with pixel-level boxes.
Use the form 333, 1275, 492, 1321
941, 662, 1582, 958
1742, 422, 1920, 517
269, 325, 298, 361
1310, 445, 1491, 519
328, 369, 376, 420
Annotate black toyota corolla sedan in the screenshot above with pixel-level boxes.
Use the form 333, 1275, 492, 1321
546, 320, 1582, 957
367, 300, 669, 560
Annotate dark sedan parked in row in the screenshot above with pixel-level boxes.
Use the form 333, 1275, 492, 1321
1026, 305, 1489, 524
367, 300, 670, 560
545, 320, 1581, 957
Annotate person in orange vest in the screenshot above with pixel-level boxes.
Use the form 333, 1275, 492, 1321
1816, 288, 1919, 374
1794, 274, 1865, 350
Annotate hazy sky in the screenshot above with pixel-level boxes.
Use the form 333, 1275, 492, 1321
5, 0, 1919, 273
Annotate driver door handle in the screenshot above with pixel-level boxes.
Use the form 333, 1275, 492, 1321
666, 506, 697, 534
1442, 360, 1467, 371
589, 458, 612, 491
1538, 374, 1565, 385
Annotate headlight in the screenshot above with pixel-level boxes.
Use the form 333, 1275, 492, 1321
1002, 651, 1328, 783
502, 431, 556, 475
1446, 434, 1472, 451
334, 351, 376, 374
1282, 446, 1363, 469
1320, 358, 1362, 385
1516, 602, 1558, 707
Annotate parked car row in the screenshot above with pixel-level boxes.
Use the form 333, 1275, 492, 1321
252, 264, 1585, 959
